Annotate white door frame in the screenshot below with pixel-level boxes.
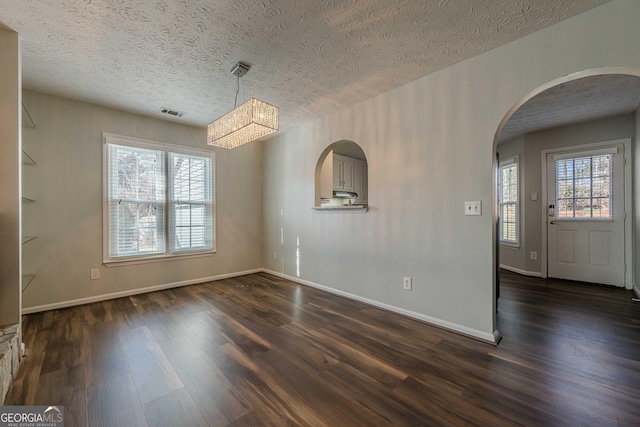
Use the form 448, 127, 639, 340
540, 138, 633, 289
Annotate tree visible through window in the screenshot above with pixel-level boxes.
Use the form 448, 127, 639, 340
499, 160, 518, 244
555, 154, 611, 219
105, 135, 214, 262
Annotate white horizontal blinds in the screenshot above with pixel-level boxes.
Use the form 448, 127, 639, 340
555, 154, 612, 219
108, 144, 165, 257
499, 162, 518, 243
169, 152, 213, 252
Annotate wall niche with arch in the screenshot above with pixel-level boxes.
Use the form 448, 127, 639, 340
314, 140, 368, 211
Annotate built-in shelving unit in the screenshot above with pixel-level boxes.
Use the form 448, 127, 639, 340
22, 103, 37, 295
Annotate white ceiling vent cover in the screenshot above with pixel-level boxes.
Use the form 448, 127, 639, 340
159, 107, 185, 118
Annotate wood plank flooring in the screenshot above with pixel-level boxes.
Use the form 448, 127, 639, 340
5, 271, 640, 426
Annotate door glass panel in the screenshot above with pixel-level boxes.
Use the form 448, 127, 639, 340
555, 154, 611, 219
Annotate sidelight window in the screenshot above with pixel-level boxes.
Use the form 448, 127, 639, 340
499, 158, 519, 244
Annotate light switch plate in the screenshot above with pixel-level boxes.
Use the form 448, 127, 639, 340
531, 192, 538, 201
464, 201, 482, 216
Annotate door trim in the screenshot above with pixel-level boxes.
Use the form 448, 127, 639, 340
540, 138, 632, 289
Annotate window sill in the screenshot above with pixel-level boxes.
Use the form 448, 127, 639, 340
104, 250, 216, 267
312, 205, 368, 213
499, 242, 520, 249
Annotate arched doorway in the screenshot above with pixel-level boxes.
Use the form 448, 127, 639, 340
492, 68, 640, 329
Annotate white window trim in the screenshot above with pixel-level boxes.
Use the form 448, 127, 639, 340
102, 133, 216, 266
499, 156, 520, 248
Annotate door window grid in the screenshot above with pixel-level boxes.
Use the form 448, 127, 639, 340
555, 154, 611, 219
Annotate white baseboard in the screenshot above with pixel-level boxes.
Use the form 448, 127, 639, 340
499, 264, 543, 278
493, 329, 502, 345
21, 269, 263, 314
22, 267, 500, 345
262, 269, 499, 345
634, 285, 640, 299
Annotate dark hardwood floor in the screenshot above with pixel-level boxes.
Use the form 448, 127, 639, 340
5, 271, 640, 426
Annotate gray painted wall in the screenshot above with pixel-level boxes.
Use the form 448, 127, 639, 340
0, 27, 21, 326
262, 0, 640, 340
21, 90, 263, 310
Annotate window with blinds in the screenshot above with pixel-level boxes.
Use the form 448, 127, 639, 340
169, 153, 213, 252
104, 134, 215, 262
499, 158, 519, 245
555, 154, 611, 219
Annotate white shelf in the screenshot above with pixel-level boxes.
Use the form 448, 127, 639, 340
22, 274, 35, 292
22, 150, 37, 165
22, 236, 36, 245
312, 205, 368, 213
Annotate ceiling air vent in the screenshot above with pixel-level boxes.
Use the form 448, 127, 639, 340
159, 107, 185, 118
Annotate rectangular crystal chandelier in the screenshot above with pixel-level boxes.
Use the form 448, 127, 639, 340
207, 98, 279, 149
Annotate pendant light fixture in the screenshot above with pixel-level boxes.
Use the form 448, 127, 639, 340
207, 62, 279, 149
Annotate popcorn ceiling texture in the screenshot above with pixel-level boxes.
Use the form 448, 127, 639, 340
499, 74, 640, 143
0, 0, 609, 130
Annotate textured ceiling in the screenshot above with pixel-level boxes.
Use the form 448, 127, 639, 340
499, 74, 640, 143
0, 0, 611, 132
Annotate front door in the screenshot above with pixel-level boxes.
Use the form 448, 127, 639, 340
546, 143, 625, 287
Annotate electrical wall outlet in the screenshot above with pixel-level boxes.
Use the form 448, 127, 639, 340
530, 251, 537, 260
403, 277, 412, 290
274, 251, 278, 260
90, 268, 100, 280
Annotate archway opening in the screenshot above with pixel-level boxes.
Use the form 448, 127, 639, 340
314, 140, 368, 207
491, 68, 640, 332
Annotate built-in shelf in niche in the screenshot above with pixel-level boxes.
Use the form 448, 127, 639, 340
22, 236, 36, 245
22, 103, 36, 129
22, 102, 38, 297
22, 149, 36, 165
21, 274, 35, 292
